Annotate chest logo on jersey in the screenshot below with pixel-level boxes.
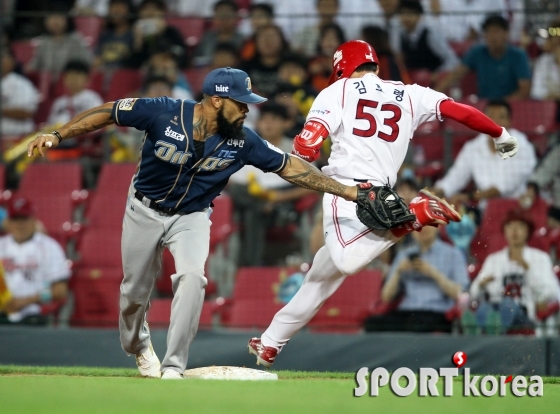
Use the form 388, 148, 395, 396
155, 141, 192, 165
170, 116, 179, 126
164, 126, 186, 141
227, 138, 244, 147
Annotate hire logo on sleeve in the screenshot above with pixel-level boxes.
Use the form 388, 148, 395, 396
353, 351, 544, 398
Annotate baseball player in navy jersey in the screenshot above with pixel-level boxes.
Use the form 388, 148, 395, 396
27, 67, 364, 379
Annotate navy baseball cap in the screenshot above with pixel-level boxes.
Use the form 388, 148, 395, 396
202, 67, 267, 104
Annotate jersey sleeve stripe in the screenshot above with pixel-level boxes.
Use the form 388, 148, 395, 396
307, 117, 332, 133
271, 153, 289, 173
435, 98, 452, 122
113, 102, 121, 126
342, 78, 348, 109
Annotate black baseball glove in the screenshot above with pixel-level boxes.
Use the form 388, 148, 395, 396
354, 184, 416, 230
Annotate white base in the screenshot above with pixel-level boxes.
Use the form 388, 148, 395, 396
183, 366, 278, 381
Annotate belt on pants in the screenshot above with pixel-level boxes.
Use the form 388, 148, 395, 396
134, 191, 184, 216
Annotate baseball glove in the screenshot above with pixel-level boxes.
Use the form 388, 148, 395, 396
355, 183, 417, 230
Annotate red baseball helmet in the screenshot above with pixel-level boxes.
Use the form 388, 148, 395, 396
328, 40, 379, 85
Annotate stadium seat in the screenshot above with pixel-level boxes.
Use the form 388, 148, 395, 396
105, 69, 143, 102
184, 67, 211, 95
471, 198, 549, 263
166, 17, 207, 46
460, 72, 477, 97
450, 41, 475, 57
220, 267, 294, 328
30, 194, 77, 245
18, 162, 82, 198
11, 39, 37, 65
147, 298, 215, 328
85, 193, 127, 230
226, 299, 283, 329
70, 267, 122, 327
412, 133, 444, 162
308, 269, 383, 331
210, 193, 233, 249
409, 69, 432, 87
77, 229, 122, 268
511, 100, 557, 155
230, 267, 285, 302
74, 16, 103, 47
470, 198, 520, 262
511, 100, 557, 135
95, 163, 137, 195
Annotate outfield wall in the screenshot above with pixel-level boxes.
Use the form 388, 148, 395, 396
0, 327, 555, 375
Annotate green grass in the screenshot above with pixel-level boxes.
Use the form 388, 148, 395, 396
1, 365, 559, 414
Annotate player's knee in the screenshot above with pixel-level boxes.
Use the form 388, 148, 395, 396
333, 254, 368, 276
171, 269, 207, 290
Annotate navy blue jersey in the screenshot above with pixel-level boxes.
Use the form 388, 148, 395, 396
112, 97, 288, 214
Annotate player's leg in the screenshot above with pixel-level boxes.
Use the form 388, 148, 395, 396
257, 194, 397, 354
160, 210, 210, 375
324, 194, 397, 276
259, 245, 346, 351
119, 194, 165, 377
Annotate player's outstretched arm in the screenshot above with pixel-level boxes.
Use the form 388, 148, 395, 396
27, 102, 115, 157
439, 100, 519, 159
277, 155, 357, 201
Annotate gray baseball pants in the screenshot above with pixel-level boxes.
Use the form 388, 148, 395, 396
119, 188, 210, 374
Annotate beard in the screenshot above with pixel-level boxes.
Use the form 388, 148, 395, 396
216, 107, 245, 140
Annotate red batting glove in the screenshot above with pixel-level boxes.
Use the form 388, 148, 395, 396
292, 140, 320, 162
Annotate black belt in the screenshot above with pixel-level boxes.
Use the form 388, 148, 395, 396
135, 191, 183, 215
354, 179, 369, 183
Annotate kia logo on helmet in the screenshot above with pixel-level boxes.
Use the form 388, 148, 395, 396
365, 53, 374, 61
333, 50, 343, 66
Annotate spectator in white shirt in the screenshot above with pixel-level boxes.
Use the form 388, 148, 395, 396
531, 17, 560, 102
0, 48, 39, 138
420, 0, 478, 43
292, 0, 342, 58
0, 197, 70, 325
466, 209, 560, 333
228, 102, 315, 265
394, 0, 460, 74
48, 60, 104, 127
435, 99, 536, 205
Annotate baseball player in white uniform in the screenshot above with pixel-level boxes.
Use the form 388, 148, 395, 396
0, 197, 70, 325
248, 40, 519, 367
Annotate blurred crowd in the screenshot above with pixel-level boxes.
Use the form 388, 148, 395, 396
2, 0, 560, 334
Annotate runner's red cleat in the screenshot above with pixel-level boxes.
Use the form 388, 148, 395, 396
248, 337, 278, 368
